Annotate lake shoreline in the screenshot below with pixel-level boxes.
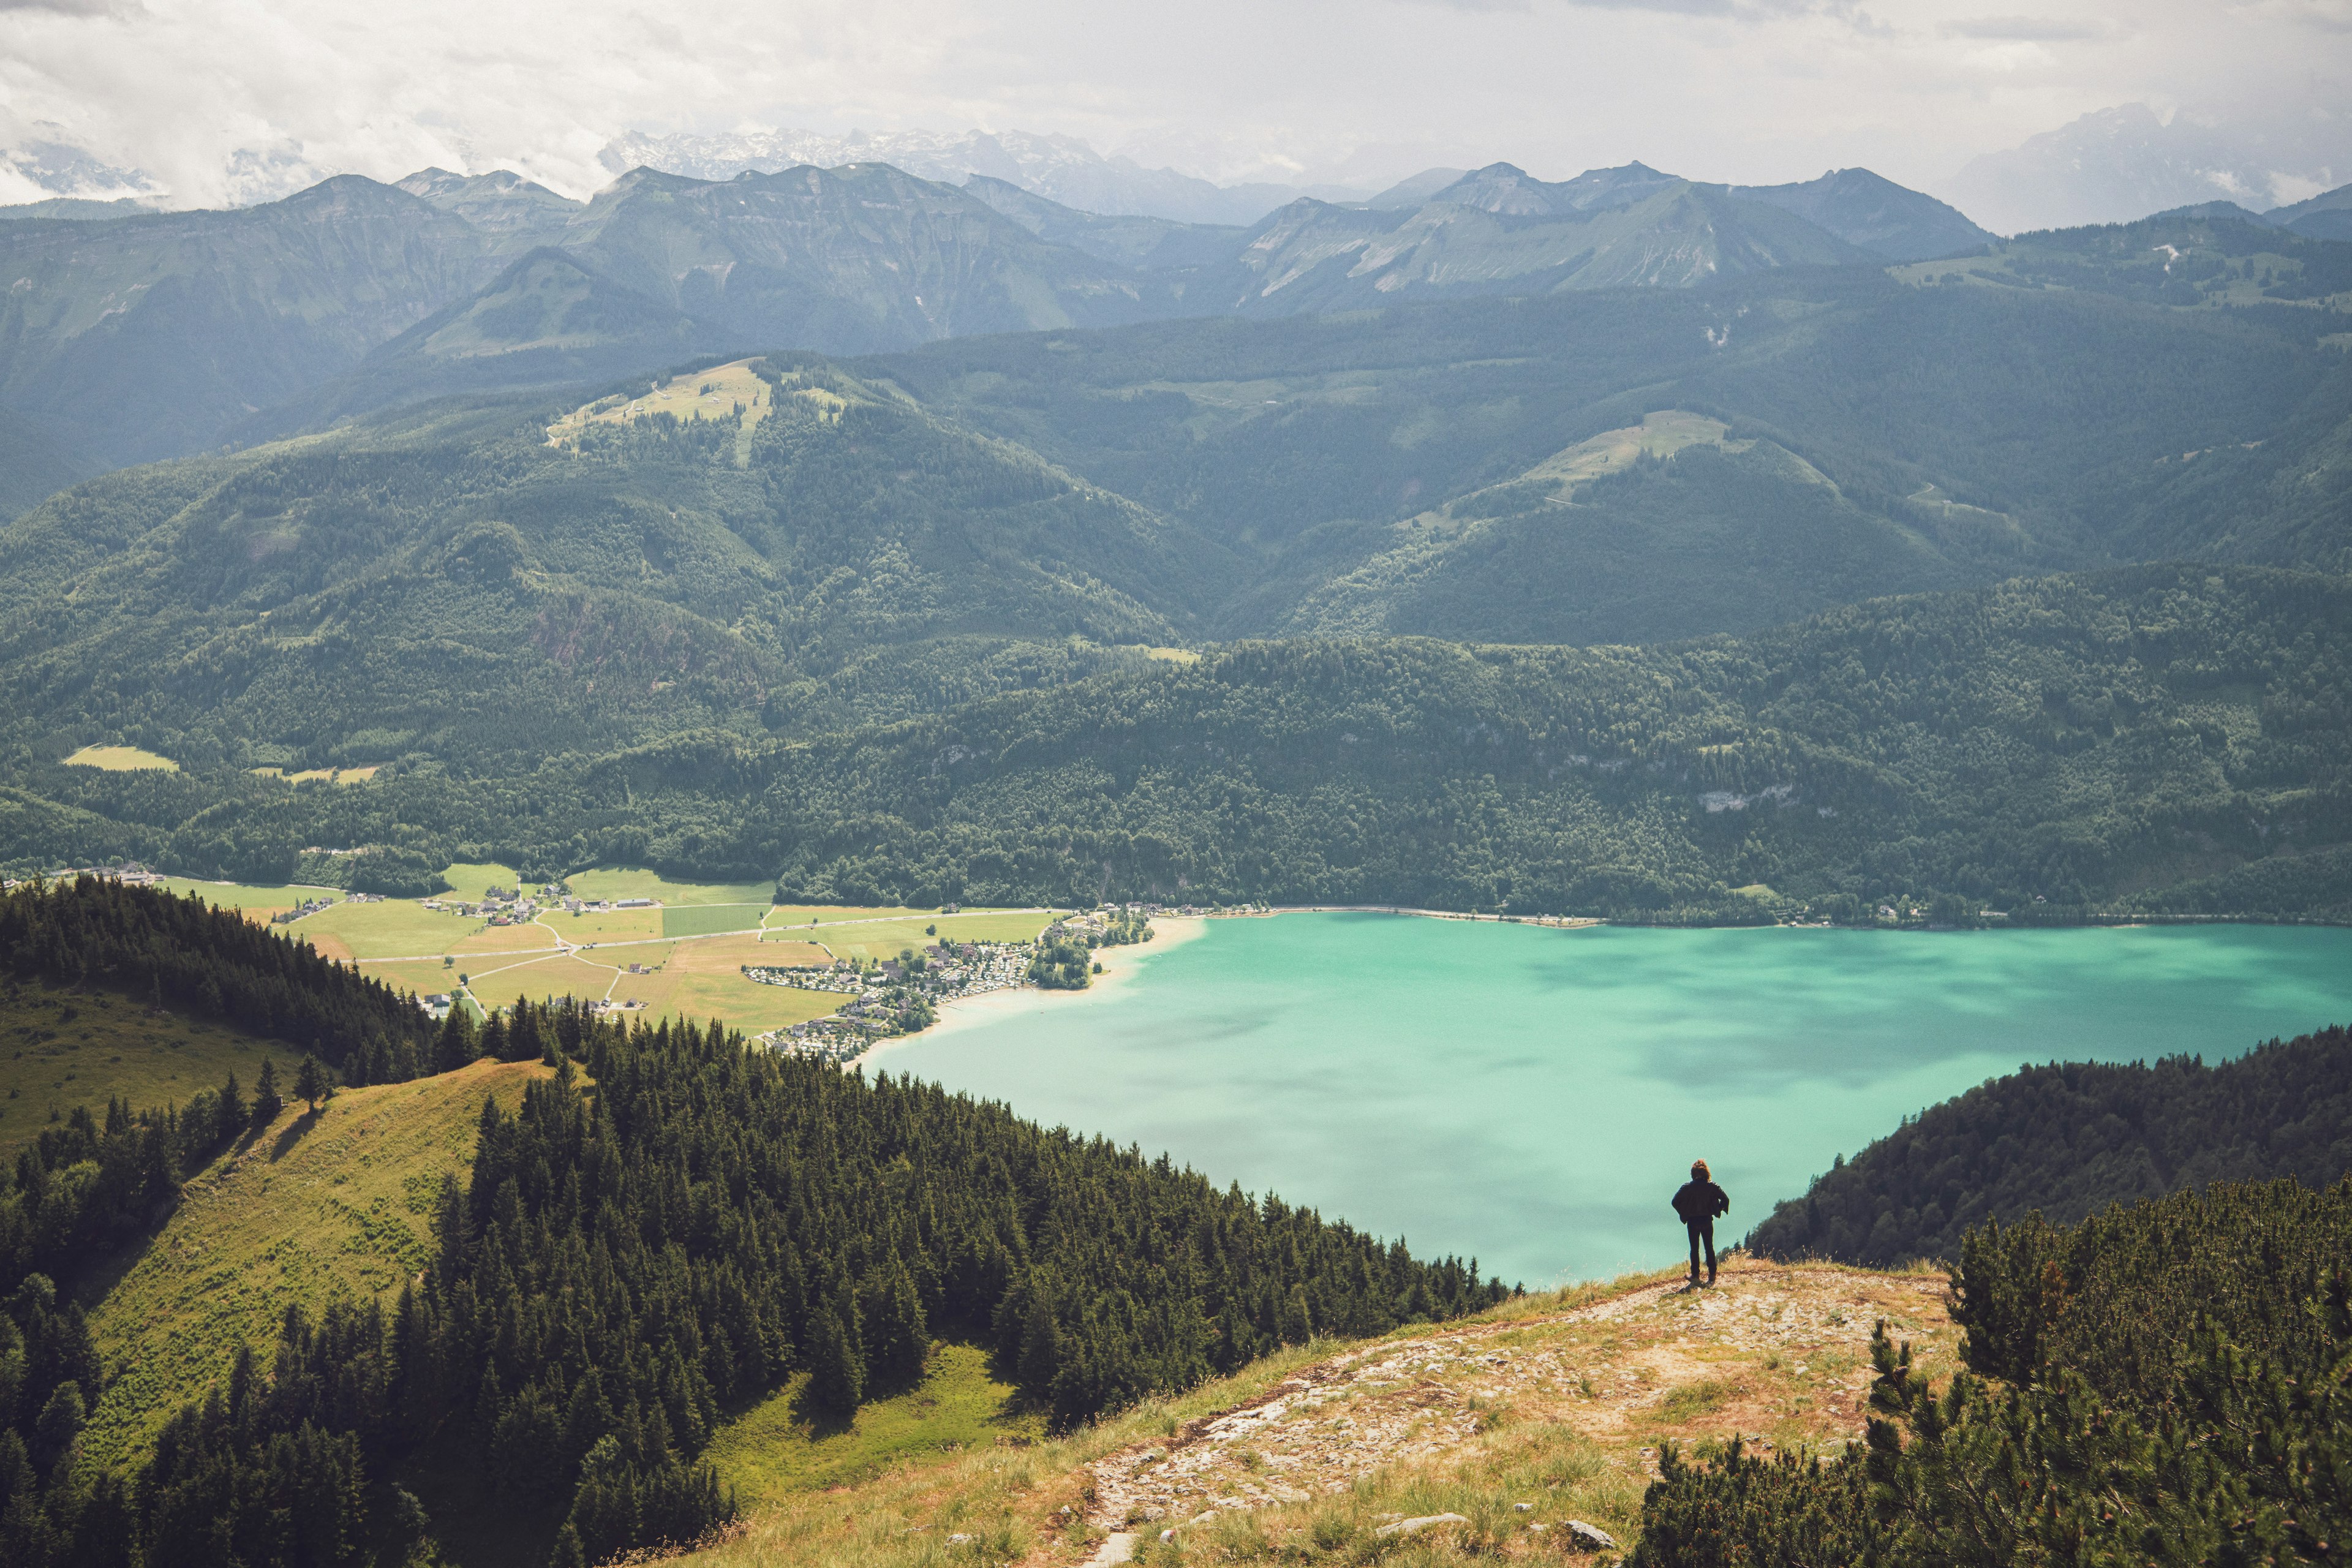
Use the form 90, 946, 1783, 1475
856, 916, 1208, 1069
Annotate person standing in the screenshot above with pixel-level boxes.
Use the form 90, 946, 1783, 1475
1672, 1160, 1730, 1287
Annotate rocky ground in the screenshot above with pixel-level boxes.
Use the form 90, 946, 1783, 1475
1071, 1258, 1954, 1564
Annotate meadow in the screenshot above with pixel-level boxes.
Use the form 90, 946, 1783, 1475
78, 1059, 549, 1468
703, 1343, 1046, 1507
61, 744, 177, 772
0, 978, 272, 1155
247, 765, 378, 784
568, 867, 777, 907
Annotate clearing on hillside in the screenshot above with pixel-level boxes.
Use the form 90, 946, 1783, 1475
0, 978, 274, 1156
545, 357, 777, 445
247, 764, 377, 785
62, 744, 178, 772
705, 1342, 1046, 1507
80, 1059, 549, 1468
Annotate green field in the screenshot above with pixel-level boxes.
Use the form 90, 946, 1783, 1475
661, 902, 768, 938
81, 1059, 549, 1468
705, 1342, 1043, 1506
764, 903, 960, 930
0, 978, 273, 1156
570, 867, 776, 907
437, 861, 522, 900
552, 907, 664, 944
295, 899, 490, 962
154, 878, 337, 913
61, 744, 178, 772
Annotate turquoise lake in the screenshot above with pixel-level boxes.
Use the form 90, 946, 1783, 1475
880, 916, 2352, 1287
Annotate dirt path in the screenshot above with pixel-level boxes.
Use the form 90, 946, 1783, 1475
1071, 1259, 1952, 1560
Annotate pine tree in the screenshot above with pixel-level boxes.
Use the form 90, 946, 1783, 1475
293, 1053, 328, 1112
861, 1256, 929, 1391
216, 1071, 244, 1141
434, 1005, 477, 1072
1019, 1283, 1063, 1392
806, 1302, 864, 1416
250, 1057, 283, 1130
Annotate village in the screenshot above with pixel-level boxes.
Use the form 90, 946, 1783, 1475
749, 907, 1158, 1064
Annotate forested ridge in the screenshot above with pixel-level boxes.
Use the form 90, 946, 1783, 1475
12, 564, 2343, 920
0, 880, 432, 1074
0, 993, 1510, 1567
1747, 1023, 2352, 1266
1632, 1178, 2352, 1566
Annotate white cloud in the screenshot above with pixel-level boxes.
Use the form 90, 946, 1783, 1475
1943, 13, 2119, 41
0, 0, 2342, 216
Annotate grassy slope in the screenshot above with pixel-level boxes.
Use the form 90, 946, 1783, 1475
0, 979, 274, 1157
79, 1059, 548, 1468
706, 1343, 1047, 1508
677, 1257, 1954, 1568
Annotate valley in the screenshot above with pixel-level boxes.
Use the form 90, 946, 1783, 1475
0, 108, 2348, 1568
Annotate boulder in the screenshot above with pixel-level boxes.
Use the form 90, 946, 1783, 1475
1374, 1512, 1470, 1539
1567, 1519, 1619, 1550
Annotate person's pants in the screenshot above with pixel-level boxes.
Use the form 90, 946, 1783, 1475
1687, 1220, 1716, 1282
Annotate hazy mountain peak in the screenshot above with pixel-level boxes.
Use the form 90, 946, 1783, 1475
595, 125, 1362, 228
2269, 179, 2352, 221
0, 195, 162, 222
1366, 168, 1469, 209
1728, 167, 1992, 262
1945, 104, 2299, 236
1434, 163, 1565, 214
1428, 161, 1693, 218
396, 167, 583, 240
2150, 199, 2275, 226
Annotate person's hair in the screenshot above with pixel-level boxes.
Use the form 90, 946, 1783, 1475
1691, 1159, 1710, 1180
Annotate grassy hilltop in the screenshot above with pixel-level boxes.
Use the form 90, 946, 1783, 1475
80, 1060, 546, 1469
673, 1258, 1954, 1568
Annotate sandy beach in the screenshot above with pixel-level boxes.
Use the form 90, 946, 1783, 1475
857, 915, 1207, 1069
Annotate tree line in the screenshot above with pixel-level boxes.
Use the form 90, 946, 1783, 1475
1632, 1175, 2352, 1566
10, 565, 2348, 922
1747, 1023, 2352, 1265
0, 880, 434, 1081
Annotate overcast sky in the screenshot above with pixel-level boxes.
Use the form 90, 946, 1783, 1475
1, 0, 2346, 208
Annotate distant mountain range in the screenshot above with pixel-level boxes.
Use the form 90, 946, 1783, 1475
595, 127, 1363, 227
4, 146, 2345, 493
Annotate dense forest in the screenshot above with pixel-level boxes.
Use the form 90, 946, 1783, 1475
7, 566, 2346, 919
1746, 1024, 2352, 1265
1632, 1177, 2352, 1566
1, 994, 1510, 1567
0, 880, 433, 1077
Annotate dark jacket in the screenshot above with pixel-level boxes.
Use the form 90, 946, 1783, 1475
1672, 1179, 1729, 1225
